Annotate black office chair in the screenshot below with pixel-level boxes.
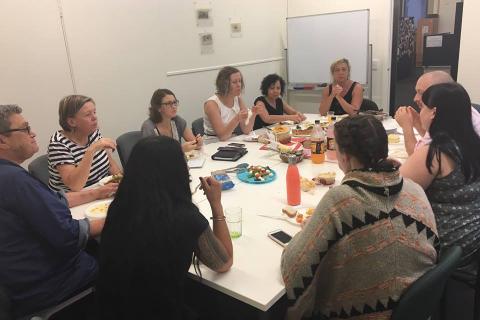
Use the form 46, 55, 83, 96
28, 154, 49, 186
449, 251, 480, 319
116, 131, 142, 168
391, 246, 462, 320
359, 98, 379, 112
192, 118, 204, 136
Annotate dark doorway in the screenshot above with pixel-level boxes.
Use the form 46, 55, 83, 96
389, 0, 463, 113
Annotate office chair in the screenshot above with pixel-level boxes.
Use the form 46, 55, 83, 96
391, 246, 462, 320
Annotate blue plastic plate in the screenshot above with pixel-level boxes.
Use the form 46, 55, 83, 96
237, 167, 276, 184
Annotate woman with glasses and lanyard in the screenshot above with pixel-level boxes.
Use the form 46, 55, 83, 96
141, 89, 203, 152
48, 95, 122, 192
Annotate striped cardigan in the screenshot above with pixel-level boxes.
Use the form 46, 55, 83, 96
281, 169, 438, 320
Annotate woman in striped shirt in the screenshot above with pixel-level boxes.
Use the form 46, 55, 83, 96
48, 95, 122, 192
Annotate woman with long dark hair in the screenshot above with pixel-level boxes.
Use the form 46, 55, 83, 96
96, 136, 233, 319
401, 82, 480, 267
281, 115, 437, 320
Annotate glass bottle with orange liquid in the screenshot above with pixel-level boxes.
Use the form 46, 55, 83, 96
326, 120, 337, 161
286, 155, 301, 206
310, 120, 325, 164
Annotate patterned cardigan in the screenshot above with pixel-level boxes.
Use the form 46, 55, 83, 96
281, 169, 438, 320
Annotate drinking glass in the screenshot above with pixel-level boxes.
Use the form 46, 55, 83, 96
225, 207, 242, 239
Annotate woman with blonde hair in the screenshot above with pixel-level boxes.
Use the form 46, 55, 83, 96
319, 58, 363, 116
48, 95, 122, 192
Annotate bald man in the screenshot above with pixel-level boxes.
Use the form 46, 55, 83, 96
395, 71, 480, 155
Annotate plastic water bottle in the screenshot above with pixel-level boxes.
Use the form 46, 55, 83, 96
286, 155, 301, 206
310, 120, 325, 164
326, 120, 337, 161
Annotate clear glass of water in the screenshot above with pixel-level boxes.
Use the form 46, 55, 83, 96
225, 207, 242, 239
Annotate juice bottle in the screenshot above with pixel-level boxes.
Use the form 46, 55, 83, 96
286, 155, 301, 206
310, 120, 325, 164
326, 120, 337, 161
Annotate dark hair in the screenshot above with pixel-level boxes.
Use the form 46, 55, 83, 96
260, 74, 286, 97
422, 82, 480, 182
149, 89, 177, 123
97, 136, 195, 314
334, 115, 394, 171
215, 66, 244, 96
58, 95, 95, 132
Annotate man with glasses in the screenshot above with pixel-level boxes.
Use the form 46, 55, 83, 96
0, 105, 106, 317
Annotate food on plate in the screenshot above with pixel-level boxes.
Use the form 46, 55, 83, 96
247, 165, 274, 182
313, 172, 336, 185
271, 125, 291, 144
305, 208, 315, 216
85, 201, 111, 219
292, 124, 314, 136
295, 213, 304, 224
282, 206, 298, 218
300, 177, 316, 192
271, 125, 290, 134
185, 150, 199, 160
388, 133, 400, 144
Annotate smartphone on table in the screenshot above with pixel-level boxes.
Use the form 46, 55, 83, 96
268, 229, 293, 247
227, 142, 246, 148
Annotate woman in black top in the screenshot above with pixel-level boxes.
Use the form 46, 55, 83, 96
253, 74, 306, 130
319, 58, 363, 116
96, 136, 233, 320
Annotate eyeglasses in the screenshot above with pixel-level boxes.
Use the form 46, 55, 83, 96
160, 100, 179, 108
0, 125, 32, 135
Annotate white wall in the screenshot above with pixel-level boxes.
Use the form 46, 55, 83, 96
0, 0, 286, 166
438, 0, 457, 33
0, 0, 74, 165
285, 0, 393, 113
458, 0, 480, 103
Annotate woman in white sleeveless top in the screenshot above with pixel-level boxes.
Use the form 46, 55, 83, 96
204, 66, 263, 141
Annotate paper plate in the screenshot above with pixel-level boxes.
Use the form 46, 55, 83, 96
237, 167, 276, 184
85, 200, 112, 220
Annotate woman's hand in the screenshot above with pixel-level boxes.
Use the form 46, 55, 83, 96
238, 108, 249, 122
200, 176, 222, 209
194, 134, 203, 149
331, 84, 343, 97
182, 140, 197, 153
89, 138, 116, 153
94, 183, 119, 199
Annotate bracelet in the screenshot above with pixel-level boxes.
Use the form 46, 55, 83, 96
210, 216, 226, 221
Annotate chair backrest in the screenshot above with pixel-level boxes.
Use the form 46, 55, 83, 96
472, 103, 480, 113
116, 131, 142, 168
28, 154, 49, 186
360, 98, 379, 112
391, 246, 462, 320
192, 118, 204, 136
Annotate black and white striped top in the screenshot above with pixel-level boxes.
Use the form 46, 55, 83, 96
48, 129, 110, 192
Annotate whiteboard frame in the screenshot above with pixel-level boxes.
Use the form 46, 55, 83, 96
286, 9, 370, 86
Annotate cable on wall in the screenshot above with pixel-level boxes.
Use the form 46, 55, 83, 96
57, 0, 77, 93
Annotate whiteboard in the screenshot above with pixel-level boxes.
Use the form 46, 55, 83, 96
287, 10, 369, 84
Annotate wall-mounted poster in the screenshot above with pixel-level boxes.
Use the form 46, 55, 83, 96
199, 32, 214, 54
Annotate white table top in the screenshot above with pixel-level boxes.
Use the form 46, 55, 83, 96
69, 114, 408, 312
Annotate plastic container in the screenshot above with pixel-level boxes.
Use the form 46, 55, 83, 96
286, 155, 301, 206
326, 121, 337, 161
310, 120, 325, 164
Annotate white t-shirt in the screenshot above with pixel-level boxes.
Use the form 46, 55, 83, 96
203, 95, 240, 136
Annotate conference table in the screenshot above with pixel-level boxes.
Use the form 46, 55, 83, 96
69, 114, 408, 316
